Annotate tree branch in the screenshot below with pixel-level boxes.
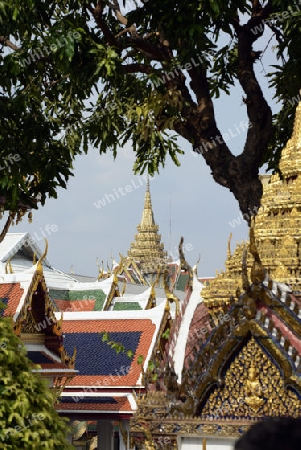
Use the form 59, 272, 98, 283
0, 212, 16, 244
0, 36, 19, 51
87, 4, 118, 47
122, 63, 153, 75
122, 36, 170, 61
108, 0, 128, 26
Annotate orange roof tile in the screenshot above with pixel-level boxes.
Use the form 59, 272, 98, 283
0, 283, 24, 317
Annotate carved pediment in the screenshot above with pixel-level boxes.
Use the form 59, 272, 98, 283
199, 337, 301, 420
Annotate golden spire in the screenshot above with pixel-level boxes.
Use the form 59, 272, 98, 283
127, 178, 167, 275
140, 176, 156, 228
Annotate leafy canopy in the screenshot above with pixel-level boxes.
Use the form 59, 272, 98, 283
1, 0, 301, 218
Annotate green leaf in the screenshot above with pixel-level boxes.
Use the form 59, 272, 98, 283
137, 355, 144, 365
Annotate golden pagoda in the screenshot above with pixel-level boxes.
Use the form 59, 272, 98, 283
126, 179, 168, 281
203, 97, 301, 311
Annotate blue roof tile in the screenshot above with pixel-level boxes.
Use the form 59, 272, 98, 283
63, 332, 142, 376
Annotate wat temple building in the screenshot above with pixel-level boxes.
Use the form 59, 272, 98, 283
1, 101, 301, 449
129, 103, 301, 449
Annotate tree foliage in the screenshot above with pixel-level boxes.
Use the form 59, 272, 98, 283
1, 0, 301, 220
0, 317, 74, 449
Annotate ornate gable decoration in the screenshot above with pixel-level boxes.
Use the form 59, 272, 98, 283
179, 224, 301, 420
13, 241, 76, 369
200, 336, 300, 420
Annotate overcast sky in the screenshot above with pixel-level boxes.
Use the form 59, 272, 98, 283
8, 34, 278, 278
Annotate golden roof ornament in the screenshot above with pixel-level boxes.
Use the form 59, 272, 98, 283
227, 232, 232, 259
249, 218, 265, 285
5, 258, 13, 274
163, 269, 180, 315
37, 239, 48, 274
242, 246, 249, 291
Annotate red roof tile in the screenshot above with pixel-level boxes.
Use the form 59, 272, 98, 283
184, 302, 211, 368
56, 396, 132, 412
55, 299, 96, 312
0, 283, 24, 316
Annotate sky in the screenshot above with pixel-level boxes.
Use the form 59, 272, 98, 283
6, 33, 278, 278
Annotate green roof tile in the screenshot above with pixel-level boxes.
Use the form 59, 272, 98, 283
113, 302, 142, 311
175, 273, 189, 291
50, 289, 107, 311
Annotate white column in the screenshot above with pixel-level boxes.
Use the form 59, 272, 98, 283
119, 420, 133, 450
179, 436, 236, 450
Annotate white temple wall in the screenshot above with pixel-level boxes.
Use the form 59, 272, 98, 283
178, 436, 236, 450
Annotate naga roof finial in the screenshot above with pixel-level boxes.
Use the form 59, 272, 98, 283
36, 239, 48, 274
249, 218, 265, 285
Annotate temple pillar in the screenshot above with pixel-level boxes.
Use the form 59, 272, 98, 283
97, 420, 113, 450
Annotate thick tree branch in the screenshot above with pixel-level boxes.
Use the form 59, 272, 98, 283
122, 63, 153, 75
87, 4, 118, 47
0, 36, 19, 51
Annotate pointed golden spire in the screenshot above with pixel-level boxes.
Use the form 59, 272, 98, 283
227, 233, 232, 259
140, 176, 155, 228
127, 177, 167, 275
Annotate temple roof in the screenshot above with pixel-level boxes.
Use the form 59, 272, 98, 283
172, 272, 206, 382
0, 232, 82, 286
55, 302, 169, 388
0, 261, 76, 379
130, 232, 301, 445
57, 393, 135, 415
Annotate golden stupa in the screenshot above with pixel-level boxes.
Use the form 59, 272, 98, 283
203, 98, 301, 311
127, 178, 168, 278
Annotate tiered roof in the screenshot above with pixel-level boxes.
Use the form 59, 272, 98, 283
126, 179, 168, 280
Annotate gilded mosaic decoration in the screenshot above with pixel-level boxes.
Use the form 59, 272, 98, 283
200, 337, 301, 419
